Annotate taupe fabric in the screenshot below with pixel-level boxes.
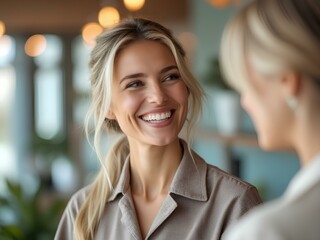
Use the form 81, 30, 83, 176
55, 140, 262, 240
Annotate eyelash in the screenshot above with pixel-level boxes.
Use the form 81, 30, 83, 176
163, 73, 180, 82
125, 81, 144, 89
124, 73, 181, 89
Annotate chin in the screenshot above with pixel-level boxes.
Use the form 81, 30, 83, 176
258, 136, 291, 152
147, 135, 179, 147
258, 141, 275, 151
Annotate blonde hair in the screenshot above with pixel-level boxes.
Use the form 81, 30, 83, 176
220, 0, 320, 92
74, 18, 204, 239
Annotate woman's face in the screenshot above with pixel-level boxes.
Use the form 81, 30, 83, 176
108, 40, 189, 146
241, 61, 292, 150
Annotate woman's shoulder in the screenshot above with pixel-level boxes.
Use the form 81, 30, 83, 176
190, 151, 263, 229
206, 162, 255, 191
54, 185, 92, 239
64, 185, 92, 214
193, 152, 262, 205
192, 151, 257, 192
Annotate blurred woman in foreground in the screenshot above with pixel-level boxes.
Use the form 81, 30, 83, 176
220, 0, 320, 239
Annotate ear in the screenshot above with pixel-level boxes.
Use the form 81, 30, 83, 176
106, 109, 116, 120
280, 71, 302, 97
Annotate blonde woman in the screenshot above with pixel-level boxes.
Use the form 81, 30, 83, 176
55, 18, 262, 240
220, 0, 320, 239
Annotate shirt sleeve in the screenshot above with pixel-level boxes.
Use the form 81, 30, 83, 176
54, 188, 88, 240
228, 186, 263, 222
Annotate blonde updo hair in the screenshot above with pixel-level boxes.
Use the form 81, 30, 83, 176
220, 0, 320, 92
74, 18, 204, 240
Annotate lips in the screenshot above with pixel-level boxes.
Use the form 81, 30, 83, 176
140, 110, 174, 122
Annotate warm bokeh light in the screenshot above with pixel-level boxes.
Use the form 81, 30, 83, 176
25, 34, 47, 57
82, 22, 103, 46
123, 0, 145, 11
0, 21, 6, 37
98, 7, 120, 28
208, 0, 230, 8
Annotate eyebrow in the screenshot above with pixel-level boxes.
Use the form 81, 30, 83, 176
120, 73, 146, 83
120, 65, 178, 83
159, 65, 178, 74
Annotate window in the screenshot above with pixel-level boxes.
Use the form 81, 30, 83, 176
34, 35, 64, 140
0, 35, 17, 192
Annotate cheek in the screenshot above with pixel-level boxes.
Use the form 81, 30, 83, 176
121, 94, 139, 109
240, 93, 266, 129
241, 94, 255, 116
241, 91, 284, 145
170, 83, 189, 105
111, 93, 141, 119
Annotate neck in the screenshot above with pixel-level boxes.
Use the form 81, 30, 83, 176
293, 108, 320, 167
128, 138, 182, 200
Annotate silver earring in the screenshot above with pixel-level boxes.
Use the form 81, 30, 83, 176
286, 96, 298, 110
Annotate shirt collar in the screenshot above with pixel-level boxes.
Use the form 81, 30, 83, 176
285, 154, 320, 200
169, 139, 208, 201
109, 139, 208, 202
109, 155, 131, 201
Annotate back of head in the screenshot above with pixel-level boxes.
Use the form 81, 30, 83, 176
220, 0, 320, 92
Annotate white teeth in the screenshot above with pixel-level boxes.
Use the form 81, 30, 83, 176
142, 111, 172, 122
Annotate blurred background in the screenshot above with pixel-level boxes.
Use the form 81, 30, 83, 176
0, 0, 299, 238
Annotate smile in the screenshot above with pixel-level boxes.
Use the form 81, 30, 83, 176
140, 111, 173, 122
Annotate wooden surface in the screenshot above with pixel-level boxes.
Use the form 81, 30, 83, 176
194, 128, 259, 148
0, 0, 189, 34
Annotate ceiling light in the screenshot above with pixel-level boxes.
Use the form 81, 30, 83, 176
123, 0, 145, 11
82, 22, 103, 46
0, 21, 6, 37
25, 34, 47, 57
98, 7, 120, 28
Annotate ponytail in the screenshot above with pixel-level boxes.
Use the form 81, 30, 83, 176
74, 135, 129, 240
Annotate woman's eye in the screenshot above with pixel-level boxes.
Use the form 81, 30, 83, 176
163, 73, 180, 82
125, 81, 143, 89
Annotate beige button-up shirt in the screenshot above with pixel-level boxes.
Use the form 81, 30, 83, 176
55, 140, 262, 240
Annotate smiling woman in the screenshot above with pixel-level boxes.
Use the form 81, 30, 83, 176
54, 18, 262, 240
109, 40, 189, 147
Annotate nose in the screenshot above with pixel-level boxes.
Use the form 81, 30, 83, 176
147, 83, 168, 104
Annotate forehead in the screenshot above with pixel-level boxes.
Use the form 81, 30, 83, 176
117, 39, 173, 58
114, 40, 176, 76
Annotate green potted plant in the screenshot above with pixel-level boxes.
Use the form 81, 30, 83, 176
201, 56, 241, 135
0, 179, 66, 240
202, 57, 233, 91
